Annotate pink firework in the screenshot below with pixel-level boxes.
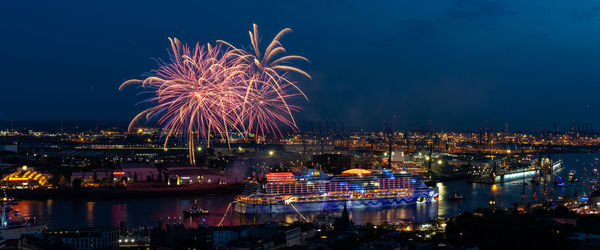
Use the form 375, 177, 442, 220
219, 24, 310, 130
121, 25, 310, 164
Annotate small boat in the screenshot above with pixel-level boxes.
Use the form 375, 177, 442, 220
183, 200, 210, 217
183, 208, 209, 217
447, 192, 465, 201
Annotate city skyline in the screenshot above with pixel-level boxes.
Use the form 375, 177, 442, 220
2, 1, 600, 129
3, 1, 600, 249
0, 119, 597, 133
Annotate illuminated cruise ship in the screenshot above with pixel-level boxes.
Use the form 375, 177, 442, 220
234, 169, 439, 214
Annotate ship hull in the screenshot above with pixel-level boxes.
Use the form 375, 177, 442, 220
235, 190, 438, 214
494, 169, 538, 183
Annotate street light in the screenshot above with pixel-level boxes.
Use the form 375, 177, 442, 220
269, 150, 274, 156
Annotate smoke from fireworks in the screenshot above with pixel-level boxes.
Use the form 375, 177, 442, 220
120, 24, 310, 164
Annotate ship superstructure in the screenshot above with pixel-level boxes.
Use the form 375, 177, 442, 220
234, 169, 438, 214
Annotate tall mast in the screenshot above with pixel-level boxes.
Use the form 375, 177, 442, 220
1, 190, 6, 227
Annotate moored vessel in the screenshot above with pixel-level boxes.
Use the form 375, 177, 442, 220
447, 192, 465, 201
183, 200, 210, 217
234, 169, 438, 214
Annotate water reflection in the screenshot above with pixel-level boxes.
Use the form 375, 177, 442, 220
9, 153, 597, 228
86, 201, 94, 227
12, 195, 439, 228
110, 204, 126, 227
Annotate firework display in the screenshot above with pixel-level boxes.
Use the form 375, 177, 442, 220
120, 24, 310, 164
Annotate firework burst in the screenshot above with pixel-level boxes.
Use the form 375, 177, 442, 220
219, 24, 310, 130
121, 24, 310, 164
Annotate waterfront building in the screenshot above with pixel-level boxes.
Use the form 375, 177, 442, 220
213, 226, 248, 249
167, 167, 225, 185
281, 225, 302, 247
1, 166, 50, 188
300, 223, 316, 243
70, 169, 112, 183
210, 222, 310, 249
227, 238, 277, 249
70, 163, 160, 184
119, 162, 160, 182
45, 227, 119, 250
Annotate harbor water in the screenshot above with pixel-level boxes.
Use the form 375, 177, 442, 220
10, 153, 598, 228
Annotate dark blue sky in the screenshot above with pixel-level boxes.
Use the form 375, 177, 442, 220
2, 0, 600, 130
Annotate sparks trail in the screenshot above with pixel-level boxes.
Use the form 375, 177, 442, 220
120, 24, 310, 164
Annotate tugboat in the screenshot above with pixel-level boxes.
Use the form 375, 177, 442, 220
183, 200, 210, 217
447, 192, 465, 201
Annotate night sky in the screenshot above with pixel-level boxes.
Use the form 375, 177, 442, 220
2, 0, 600, 130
